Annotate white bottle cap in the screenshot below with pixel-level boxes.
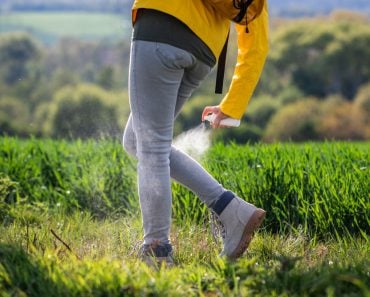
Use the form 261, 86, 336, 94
204, 114, 240, 127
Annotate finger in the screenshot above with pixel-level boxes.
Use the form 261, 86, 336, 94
212, 113, 223, 128
202, 106, 219, 120
202, 106, 214, 120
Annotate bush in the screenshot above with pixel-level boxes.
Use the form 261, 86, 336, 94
354, 83, 370, 117
212, 123, 263, 144
353, 83, 370, 138
49, 84, 122, 139
245, 96, 280, 128
263, 98, 322, 142
0, 97, 31, 136
318, 101, 367, 140
0, 33, 41, 85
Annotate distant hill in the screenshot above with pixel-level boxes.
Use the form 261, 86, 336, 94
269, 0, 370, 17
0, 0, 369, 17
0, 0, 132, 13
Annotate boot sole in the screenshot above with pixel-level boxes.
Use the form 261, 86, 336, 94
229, 208, 266, 260
142, 255, 174, 268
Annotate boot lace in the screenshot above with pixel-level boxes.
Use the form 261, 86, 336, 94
210, 210, 226, 244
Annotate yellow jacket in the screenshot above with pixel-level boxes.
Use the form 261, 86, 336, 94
132, 0, 269, 119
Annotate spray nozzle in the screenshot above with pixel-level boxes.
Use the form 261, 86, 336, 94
204, 114, 240, 127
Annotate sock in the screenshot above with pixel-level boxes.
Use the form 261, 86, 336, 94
211, 191, 235, 215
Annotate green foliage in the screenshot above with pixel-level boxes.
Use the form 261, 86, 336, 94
0, 12, 130, 44
264, 99, 322, 142
97, 66, 115, 90
0, 33, 41, 85
318, 101, 367, 140
1, 137, 368, 239
0, 137, 137, 218
245, 96, 281, 128
1, 13, 370, 142
0, 138, 369, 296
204, 142, 369, 238
0, 215, 369, 296
212, 123, 263, 144
0, 97, 31, 136
268, 15, 370, 99
354, 83, 370, 116
48, 84, 123, 139
0, 174, 18, 221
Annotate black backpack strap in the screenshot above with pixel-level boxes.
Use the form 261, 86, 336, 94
215, 0, 255, 94
215, 32, 229, 94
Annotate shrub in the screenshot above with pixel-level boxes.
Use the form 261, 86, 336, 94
49, 84, 121, 139
263, 98, 322, 142
354, 83, 370, 118
0, 97, 31, 136
245, 96, 280, 128
318, 102, 366, 140
353, 83, 370, 138
212, 123, 263, 144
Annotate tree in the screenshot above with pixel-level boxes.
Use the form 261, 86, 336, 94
49, 84, 121, 139
318, 102, 366, 140
353, 83, 370, 138
264, 98, 322, 142
0, 97, 31, 136
268, 13, 370, 100
245, 96, 280, 128
0, 33, 41, 85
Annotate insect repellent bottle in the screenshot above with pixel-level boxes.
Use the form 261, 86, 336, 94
204, 114, 240, 127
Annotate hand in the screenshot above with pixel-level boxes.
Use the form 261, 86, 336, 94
202, 105, 229, 128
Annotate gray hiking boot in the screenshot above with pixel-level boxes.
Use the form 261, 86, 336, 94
211, 195, 266, 260
139, 241, 174, 268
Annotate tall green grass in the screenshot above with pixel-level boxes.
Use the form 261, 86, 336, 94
0, 137, 369, 296
1, 137, 369, 239
202, 142, 369, 239
0, 137, 137, 218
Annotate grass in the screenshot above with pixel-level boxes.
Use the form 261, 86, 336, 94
1, 212, 369, 296
0, 137, 369, 296
0, 12, 130, 44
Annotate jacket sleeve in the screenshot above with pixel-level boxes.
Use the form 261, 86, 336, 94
219, 3, 269, 119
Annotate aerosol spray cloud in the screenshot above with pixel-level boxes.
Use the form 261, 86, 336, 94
173, 123, 212, 160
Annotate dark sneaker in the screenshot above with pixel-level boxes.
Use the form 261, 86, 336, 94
139, 241, 174, 268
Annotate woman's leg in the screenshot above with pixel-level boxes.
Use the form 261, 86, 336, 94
126, 40, 215, 244
124, 63, 225, 209
125, 40, 266, 260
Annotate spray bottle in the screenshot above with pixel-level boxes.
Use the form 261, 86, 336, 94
204, 114, 240, 127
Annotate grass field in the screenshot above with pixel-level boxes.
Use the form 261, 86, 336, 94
0, 137, 369, 296
0, 12, 130, 43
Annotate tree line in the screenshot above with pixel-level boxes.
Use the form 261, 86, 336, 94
0, 11, 369, 142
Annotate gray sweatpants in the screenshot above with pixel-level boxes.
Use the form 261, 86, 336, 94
123, 40, 226, 244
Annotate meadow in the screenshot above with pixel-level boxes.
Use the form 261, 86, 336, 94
0, 12, 130, 43
0, 137, 369, 296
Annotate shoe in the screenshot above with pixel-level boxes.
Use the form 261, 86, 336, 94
212, 196, 265, 260
139, 241, 174, 267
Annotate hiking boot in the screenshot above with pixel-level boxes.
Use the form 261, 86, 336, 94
212, 194, 265, 260
139, 241, 174, 268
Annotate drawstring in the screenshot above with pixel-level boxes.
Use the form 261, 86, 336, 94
233, 0, 254, 32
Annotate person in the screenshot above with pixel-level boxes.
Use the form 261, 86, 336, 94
123, 0, 269, 266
